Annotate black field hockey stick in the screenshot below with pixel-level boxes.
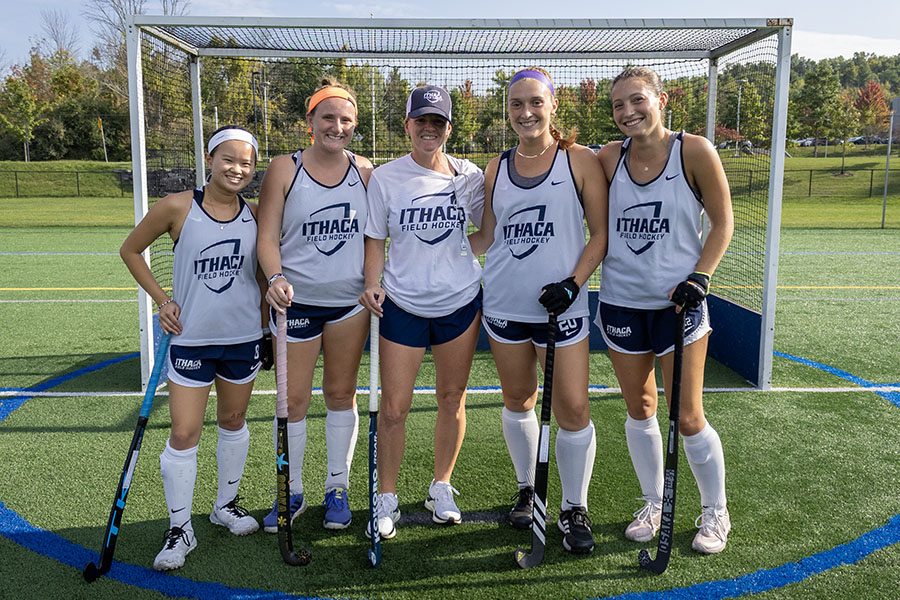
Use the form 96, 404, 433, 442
274, 312, 312, 566
638, 308, 687, 575
83, 333, 172, 582
515, 313, 558, 569
367, 311, 382, 567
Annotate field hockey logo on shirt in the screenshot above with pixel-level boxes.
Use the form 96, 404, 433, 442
502, 205, 555, 259
194, 239, 245, 293
617, 201, 670, 255
301, 202, 360, 256
399, 191, 466, 245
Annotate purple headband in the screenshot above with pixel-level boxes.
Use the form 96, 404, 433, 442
508, 70, 555, 96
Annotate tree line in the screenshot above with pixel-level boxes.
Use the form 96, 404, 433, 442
1, 4, 898, 163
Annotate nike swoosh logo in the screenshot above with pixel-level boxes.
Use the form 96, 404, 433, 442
330, 471, 344, 477
227, 478, 240, 485
551, 180, 564, 186
665, 174, 680, 181
171, 507, 185, 513
349, 181, 359, 187
241, 217, 253, 222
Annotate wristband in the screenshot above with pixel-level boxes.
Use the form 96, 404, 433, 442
267, 273, 285, 287
158, 298, 174, 309
262, 327, 271, 335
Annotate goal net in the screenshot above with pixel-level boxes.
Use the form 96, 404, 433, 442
127, 17, 793, 389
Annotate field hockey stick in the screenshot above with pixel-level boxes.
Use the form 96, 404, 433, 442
275, 311, 312, 566
638, 308, 687, 575
83, 333, 172, 582
367, 311, 382, 567
515, 313, 558, 569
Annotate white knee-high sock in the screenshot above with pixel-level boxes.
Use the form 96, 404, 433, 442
501, 407, 539, 488
324, 408, 359, 491
215, 422, 249, 508
682, 422, 727, 508
273, 417, 307, 495
555, 421, 596, 511
160, 440, 198, 531
625, 414, 664, 504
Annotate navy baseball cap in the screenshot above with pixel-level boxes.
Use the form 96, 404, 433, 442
405, 85, 452, 123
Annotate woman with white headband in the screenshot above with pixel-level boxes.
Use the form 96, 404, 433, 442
469, 67, 608, 555
121, 124, 267, 571
258, 77, 373, 533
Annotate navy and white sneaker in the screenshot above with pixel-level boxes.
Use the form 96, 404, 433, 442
322, 487, 352, 530
263, 493, 307, 534
425, 479, 462, 524
557, 506, 595, 554
153, 526, 197, 571
366, 492, 400, 540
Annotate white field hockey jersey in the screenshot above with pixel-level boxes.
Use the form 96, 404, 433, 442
483, 148, 589, 322
365, 153, 485, 318
280, 150, 367, 306
599, 132, 704, 310
172, 188, 262, 345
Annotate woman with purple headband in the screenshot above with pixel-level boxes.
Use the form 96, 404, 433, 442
469, 67, 608, 555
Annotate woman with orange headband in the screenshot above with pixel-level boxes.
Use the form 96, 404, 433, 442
258, 77, 373, 532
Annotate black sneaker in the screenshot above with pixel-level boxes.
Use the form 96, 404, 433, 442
509, 486, 534, 530
557, 506, 595, 554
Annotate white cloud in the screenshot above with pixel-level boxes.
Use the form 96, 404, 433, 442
792, 30, 900, 61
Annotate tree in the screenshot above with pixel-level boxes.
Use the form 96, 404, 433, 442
41, 9, 81, 58
0, 76, 53, 161
796, 63, 842, 157
855, 80, 890, 147
834, 89, 861, 173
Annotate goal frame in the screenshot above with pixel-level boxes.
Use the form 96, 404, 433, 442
126, 16, 793, 390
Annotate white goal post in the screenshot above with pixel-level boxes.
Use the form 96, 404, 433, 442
126, 16, 793, 391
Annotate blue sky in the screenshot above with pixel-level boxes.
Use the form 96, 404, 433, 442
2, 0, 899, 71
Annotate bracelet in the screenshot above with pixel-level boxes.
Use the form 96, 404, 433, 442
261, 327, 271, 335
158, 299, 174, 309
267, 273, 285, 287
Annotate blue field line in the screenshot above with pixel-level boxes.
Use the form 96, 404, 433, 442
775, 351, 900, 409
1, 351, 899, 599
0, 353, 138, 422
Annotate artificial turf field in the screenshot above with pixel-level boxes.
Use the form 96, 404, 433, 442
1, 198, 899, 600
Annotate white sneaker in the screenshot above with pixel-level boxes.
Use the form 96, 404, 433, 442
210, 495, 259, 536
624, 499, 662, 542
424, 480, 461, 524
692, 506, 731, 554
366, 492, 400, 540
153, 526, 197, 571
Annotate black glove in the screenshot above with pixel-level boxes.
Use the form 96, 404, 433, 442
259, 330, 274, 370
539, 276, 579, 315
671, 272, 710, 310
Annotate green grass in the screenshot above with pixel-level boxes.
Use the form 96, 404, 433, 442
1, 199, 899, 599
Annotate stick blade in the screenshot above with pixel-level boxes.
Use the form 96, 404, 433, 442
82, 561, 105, 582
367, 547, 382, 567
515, 546, 543, 569
638, 548, 669, 574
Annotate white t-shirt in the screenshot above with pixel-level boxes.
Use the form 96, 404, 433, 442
365, 153, 485, 318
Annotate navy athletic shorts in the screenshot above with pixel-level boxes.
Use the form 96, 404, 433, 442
269, 302, 366, 342
380, 289, 482, 348
595, 301, 711, 356
482, 315, 589, 348
168, 339, 262, 387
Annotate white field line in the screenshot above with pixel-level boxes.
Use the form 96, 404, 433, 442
3, 385, 899, 398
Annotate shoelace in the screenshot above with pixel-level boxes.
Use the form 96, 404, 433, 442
379, 493, 399, 518
510, 487, 534, 504
161, 526, 190, 550
570, 509, 592, 529
431, 482, 460, 504
632, 499, 660, 522
324, 489, 347, 509
221, 494, 250, 517
695, 508, 727, 540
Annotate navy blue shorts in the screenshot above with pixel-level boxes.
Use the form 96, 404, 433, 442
168, 339, 262, 387
595, 301, 711, 356
482, 315, 589, 348
269, 302, 365, 342
380, 289, 482, 348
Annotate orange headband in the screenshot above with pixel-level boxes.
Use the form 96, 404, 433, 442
307, 87, 356, 116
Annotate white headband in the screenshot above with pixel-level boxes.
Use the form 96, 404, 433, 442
207, 128, 259, 156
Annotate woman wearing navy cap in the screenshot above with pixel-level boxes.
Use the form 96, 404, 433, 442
359, 85, 485, 539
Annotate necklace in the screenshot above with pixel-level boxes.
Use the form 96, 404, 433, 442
206, 199, 239, 230
515, 140, 556, 159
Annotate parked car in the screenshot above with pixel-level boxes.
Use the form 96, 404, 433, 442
587, 144, 603, 153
